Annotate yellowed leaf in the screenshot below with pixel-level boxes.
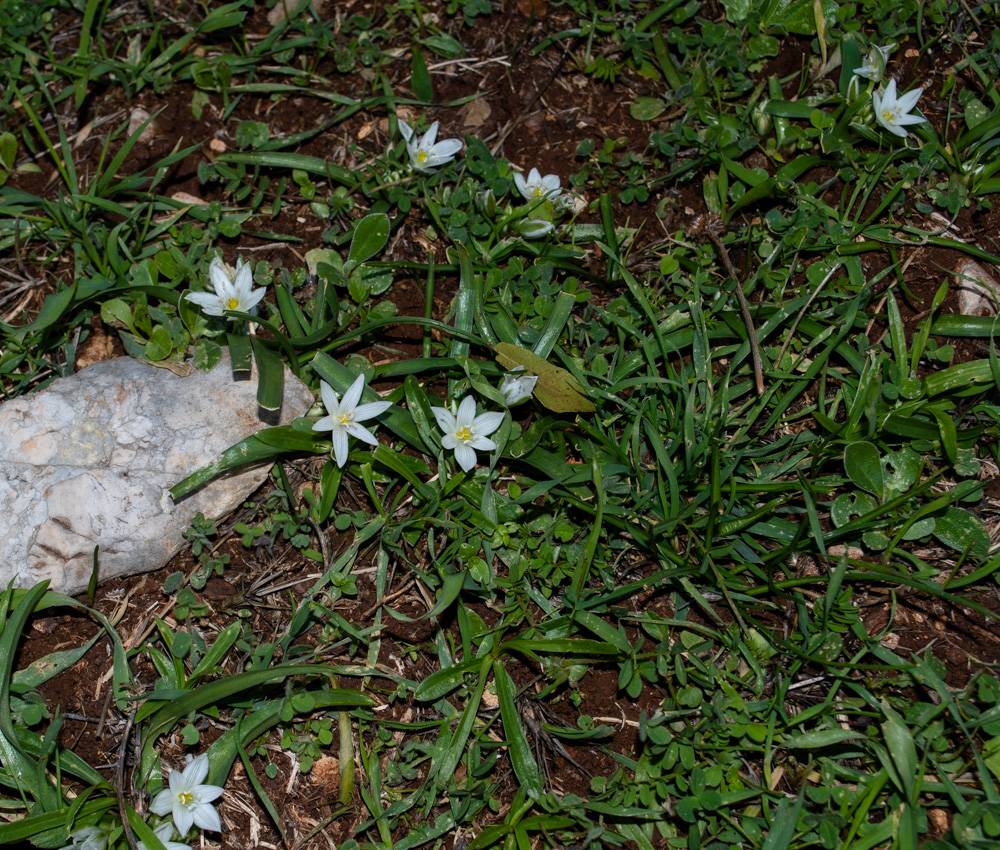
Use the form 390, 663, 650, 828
495, 343, 595, 413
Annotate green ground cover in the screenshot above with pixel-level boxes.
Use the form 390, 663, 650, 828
2, 0, 1000, 847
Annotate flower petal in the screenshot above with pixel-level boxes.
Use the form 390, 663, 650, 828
513, 173, 528, 198
422, 121, 440, 148
209, 262, 233, 296
431, 406, 456, 433
467, 435, 497, 451
454, 443, 477, 472
172, 804, 195, 838
472, 411, 505, 436
332, 429, 349, 468
340, 374, 366, 411
192, 801, 222, 832
346, 422, 379, 446
313, 415, 334, 432
441, 433, 459, 450
895, 87, 923, 113
184, 292, 223, 315
398, 119, 414, 143
352, 400, 392, 421
456, 396, 477, 426
319, 381, 341, 417
234, 261, 254, 295
431, 139, 463, 158
150, 788, 174, 816
185, 754, 210, 787
196, 783, 224, 803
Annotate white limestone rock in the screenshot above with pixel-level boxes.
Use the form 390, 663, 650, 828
0, 352, 314, 595
955, 259, 999, 316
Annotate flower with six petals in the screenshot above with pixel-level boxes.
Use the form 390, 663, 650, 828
149, 754, 224, 837
312, 374, 392, 468
399, 119, 463, 172
185, 257, 265, 319
432, 396, 504, 472
872, 79, 926, 137
513, 167, 561, 201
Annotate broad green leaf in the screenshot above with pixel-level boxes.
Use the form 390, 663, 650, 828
844, 441, 884, 501
346, 213, 390, 270
630, 97, 665, 121
933, 507, 990, 557
99, 298, 135, 332
495, 343, 595, 413
145, 325, 173, 361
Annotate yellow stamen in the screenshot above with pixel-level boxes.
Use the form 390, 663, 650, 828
533, 186, 544, 198
227, 297, 240, 310
337, 412, 353, 426
455, 426, 472, 442
418, 151, 428, 163
178, 791, 194, 806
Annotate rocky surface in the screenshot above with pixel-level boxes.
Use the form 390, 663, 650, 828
0, 352, 314, 595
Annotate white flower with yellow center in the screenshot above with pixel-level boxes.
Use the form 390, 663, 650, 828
872, 79, 926, 138
149, 753, 223, 836
312, 374, 392, 468
185, 257, 265, 319
399, 119, 463, 172
432, 396, 505, 472
514, 167, 561, 201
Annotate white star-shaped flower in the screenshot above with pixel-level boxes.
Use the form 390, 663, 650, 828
853, 43, 894, 82
432, 396, 505, 472
137, 823, 190, 850
312, 374, 392, 468
149, 754, 224, 836
399, 119, 463, 172
513, 167, 561, 201
59, 826, 107, 850
185, 257, 265, 319
499, 369, 537, 405
872, 79, 926, 138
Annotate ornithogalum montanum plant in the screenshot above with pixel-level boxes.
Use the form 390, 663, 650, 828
432, 396, 505, 472
185, 257, 266, 319
312, 374, 392, 467
149, 754, 224, 836
399, 119, 463, 172
872, 79, 926, 137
